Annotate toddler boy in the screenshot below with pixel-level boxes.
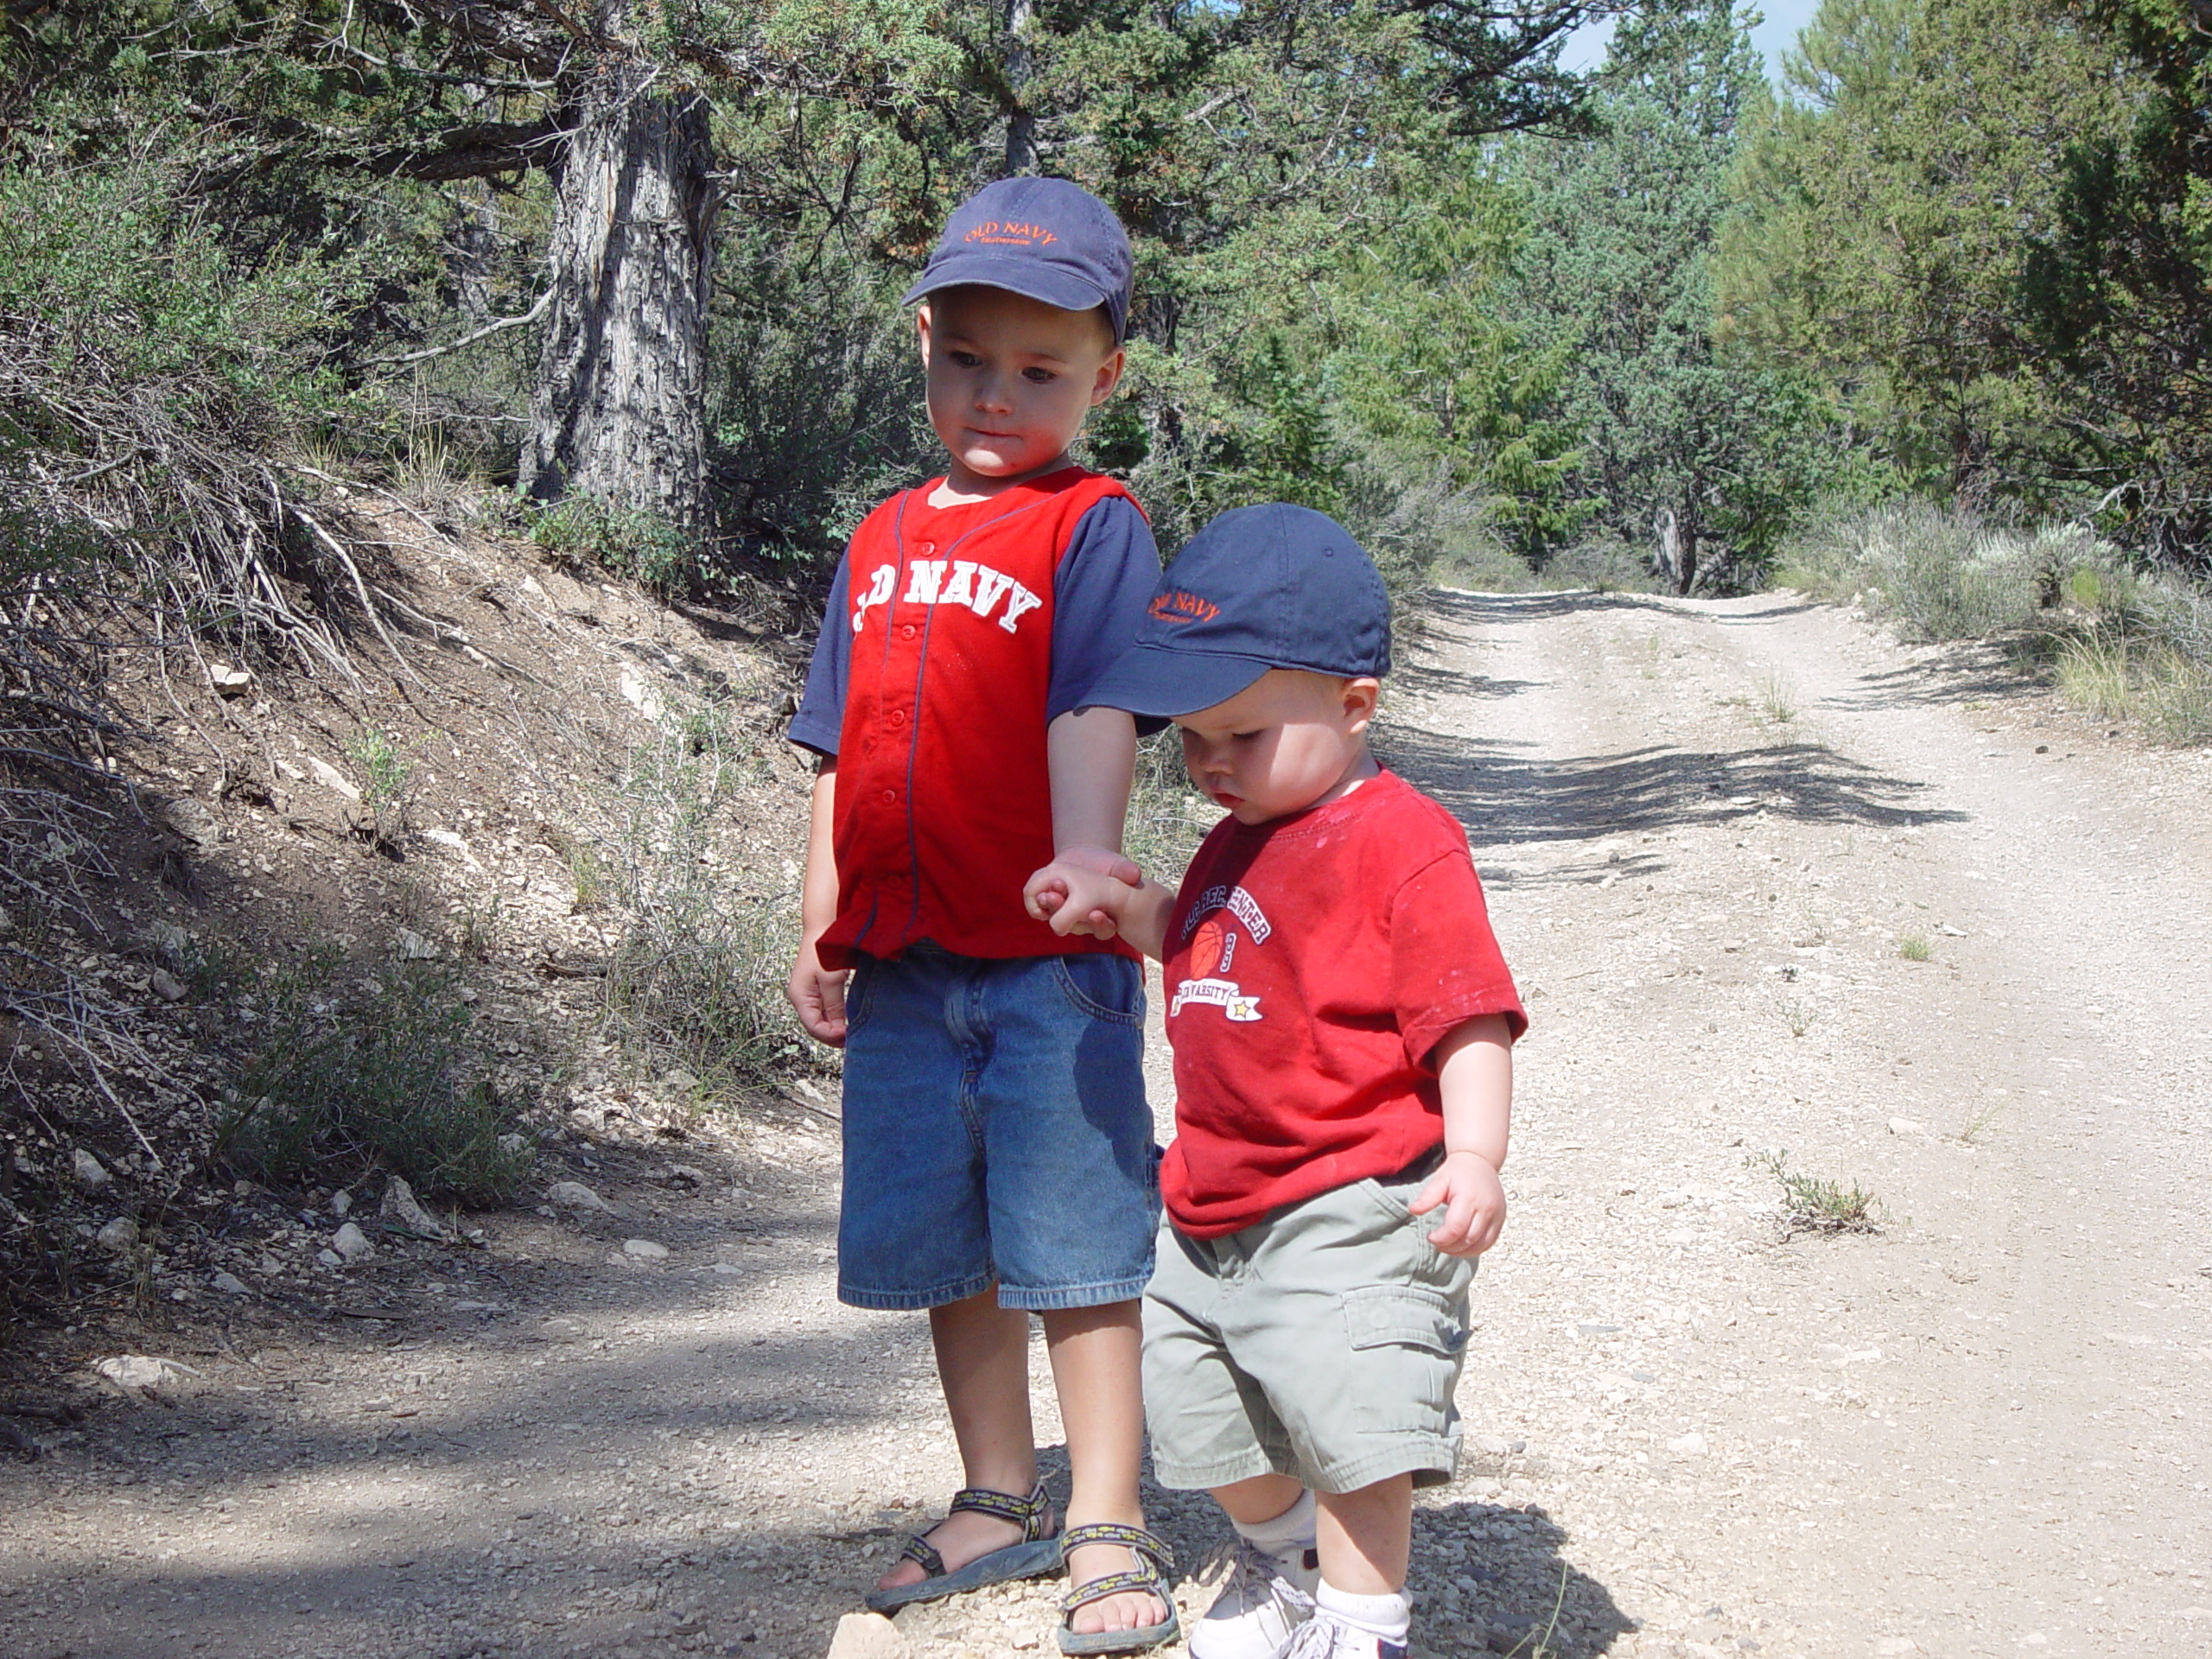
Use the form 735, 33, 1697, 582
786, 176, 1178, 1654
1027, 505, 1527, 1659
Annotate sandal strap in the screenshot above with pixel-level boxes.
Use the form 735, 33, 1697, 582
1059, 1521, 1175, 1575
1062, 1567, 1166, 1615
948, 1479, 1054, 1541
898, 1534, 948, 1577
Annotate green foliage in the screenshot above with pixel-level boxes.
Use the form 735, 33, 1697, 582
2017, 0, 2212, 566
1720, 0, 2132, 514
219, 953, 533, 1206
594, 696, 808, 1094
1503, 1, 1841, 591
1778, 500, 2084, 639
528, 495, 696, 592
1751, 1149, 1880, 1233
345, 730, 412, 811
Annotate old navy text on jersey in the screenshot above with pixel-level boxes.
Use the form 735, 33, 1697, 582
849, 560, 1046, 637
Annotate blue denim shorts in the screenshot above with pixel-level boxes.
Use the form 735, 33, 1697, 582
837, 944, 1160, 1312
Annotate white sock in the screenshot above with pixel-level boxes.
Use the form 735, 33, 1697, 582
1316, 1580, 1412, 1645
1232, 1489, 1318, 1561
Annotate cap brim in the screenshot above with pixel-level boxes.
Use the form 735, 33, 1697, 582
1077, 646, 1273, 719
902, 254, 1110, 322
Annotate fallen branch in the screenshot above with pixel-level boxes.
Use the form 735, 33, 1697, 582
363, 288, 551, 368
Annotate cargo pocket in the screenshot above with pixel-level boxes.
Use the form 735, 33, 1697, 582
1342, 1284, 1468, 1434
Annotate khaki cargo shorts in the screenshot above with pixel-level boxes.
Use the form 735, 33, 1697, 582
1141, 1159, 1475, 1495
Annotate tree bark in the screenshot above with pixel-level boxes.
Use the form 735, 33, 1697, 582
1656, 501, 1698, 594
519, 46, 716, 530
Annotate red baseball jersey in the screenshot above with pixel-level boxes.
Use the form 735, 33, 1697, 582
790, 467, 1157, 968
1160, 769, 1527, 1237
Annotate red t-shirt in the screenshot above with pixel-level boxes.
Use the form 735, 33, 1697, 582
1160, 769, 1527, 1238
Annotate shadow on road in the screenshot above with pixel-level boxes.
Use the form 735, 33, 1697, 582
1378, 726, 1969, 848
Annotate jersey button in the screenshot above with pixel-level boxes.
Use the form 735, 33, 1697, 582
880, 788, 897, 804
888, 709, 908, 728
900, 623, 918, 640
914, 541, 937, 557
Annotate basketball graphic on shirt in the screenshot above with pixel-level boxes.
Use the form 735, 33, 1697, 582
1190, 917, 1227, 980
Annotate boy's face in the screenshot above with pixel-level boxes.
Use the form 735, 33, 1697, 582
1176, 669, 1381, 826
918, 285, 1124, 487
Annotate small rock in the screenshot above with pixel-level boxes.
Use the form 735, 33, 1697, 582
1668, 1431, 1709, 1457
1886, 1117, 1929, 1137
666, 1164, 709, 1186
623, 1238, 671, 1262
210, 1271, 250, 1296
144, 920, 192, 967
498, 1132, 528, 1154
94, 1355, 198, 1398
392, 927, 439, 961
332, 1221, 373, 1263
207, 662, 254, 696
149, 969, 187, 1003
1875, 1640, 1920, 1656
547, 1179, 614, 1214
825, 1611, 912, 1659
381, 1175, 451, 1240
1487, 1616, 1534, 1654
331, 1188, 353, 1217
664, 1066, 702, 1096
0, 905, 11, 936
96, 1217, 139, 1252
162, 798, 222, 851
317, 1249, 343, 1268
305, 754, 360, 801
620, 664, 665, 721
72, 1148, 111, 1190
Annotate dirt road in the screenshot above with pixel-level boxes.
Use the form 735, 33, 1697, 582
4, 590, 2209, 1659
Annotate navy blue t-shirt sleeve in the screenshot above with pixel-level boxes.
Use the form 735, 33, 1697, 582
1047, 495, 1163, 722
787, 554, 853, 758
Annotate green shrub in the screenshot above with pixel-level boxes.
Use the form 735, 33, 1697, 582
218, 952, 531, 1205
594, 696, 804, 1091
528, 493, 696, 592
1751, 1150, 1878, 1233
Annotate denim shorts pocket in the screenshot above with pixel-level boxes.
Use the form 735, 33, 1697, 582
1343, 1285, 1468, 1433
1050, 953, 1144, 1027
842, 956, 880, 1036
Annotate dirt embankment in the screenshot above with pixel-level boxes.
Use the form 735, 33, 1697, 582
3, 563, 2209, 1659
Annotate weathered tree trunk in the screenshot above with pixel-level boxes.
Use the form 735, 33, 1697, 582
1004, 0, 1037, 175
520, 43, 715, 530
1656, 501, 1698, 594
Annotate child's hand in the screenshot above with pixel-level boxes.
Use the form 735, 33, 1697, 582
1410, 1149, 1507, 1257
785, 937, 850, 1047
1025, 847, 1143, 938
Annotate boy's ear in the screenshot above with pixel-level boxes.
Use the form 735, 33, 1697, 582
1341, 676, 1382, 733
1090, 346, 1126, 408
916, 302, 934, 368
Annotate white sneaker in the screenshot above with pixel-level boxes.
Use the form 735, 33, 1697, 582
1278, 1611, 1409, 1659
1188, 1536, 1322, 1659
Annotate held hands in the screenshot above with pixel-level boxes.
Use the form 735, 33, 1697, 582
1024, 846, 1144, 938
1409, 1149, 1508, 1257
785, 936, 850, 1047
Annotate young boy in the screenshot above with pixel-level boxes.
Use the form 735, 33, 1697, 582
1026, 504, 1527, 1659
785, 176, 1178, 1655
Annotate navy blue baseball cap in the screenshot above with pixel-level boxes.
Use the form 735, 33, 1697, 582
1083, 504, 1393, 718
902, 177, 1135, 345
